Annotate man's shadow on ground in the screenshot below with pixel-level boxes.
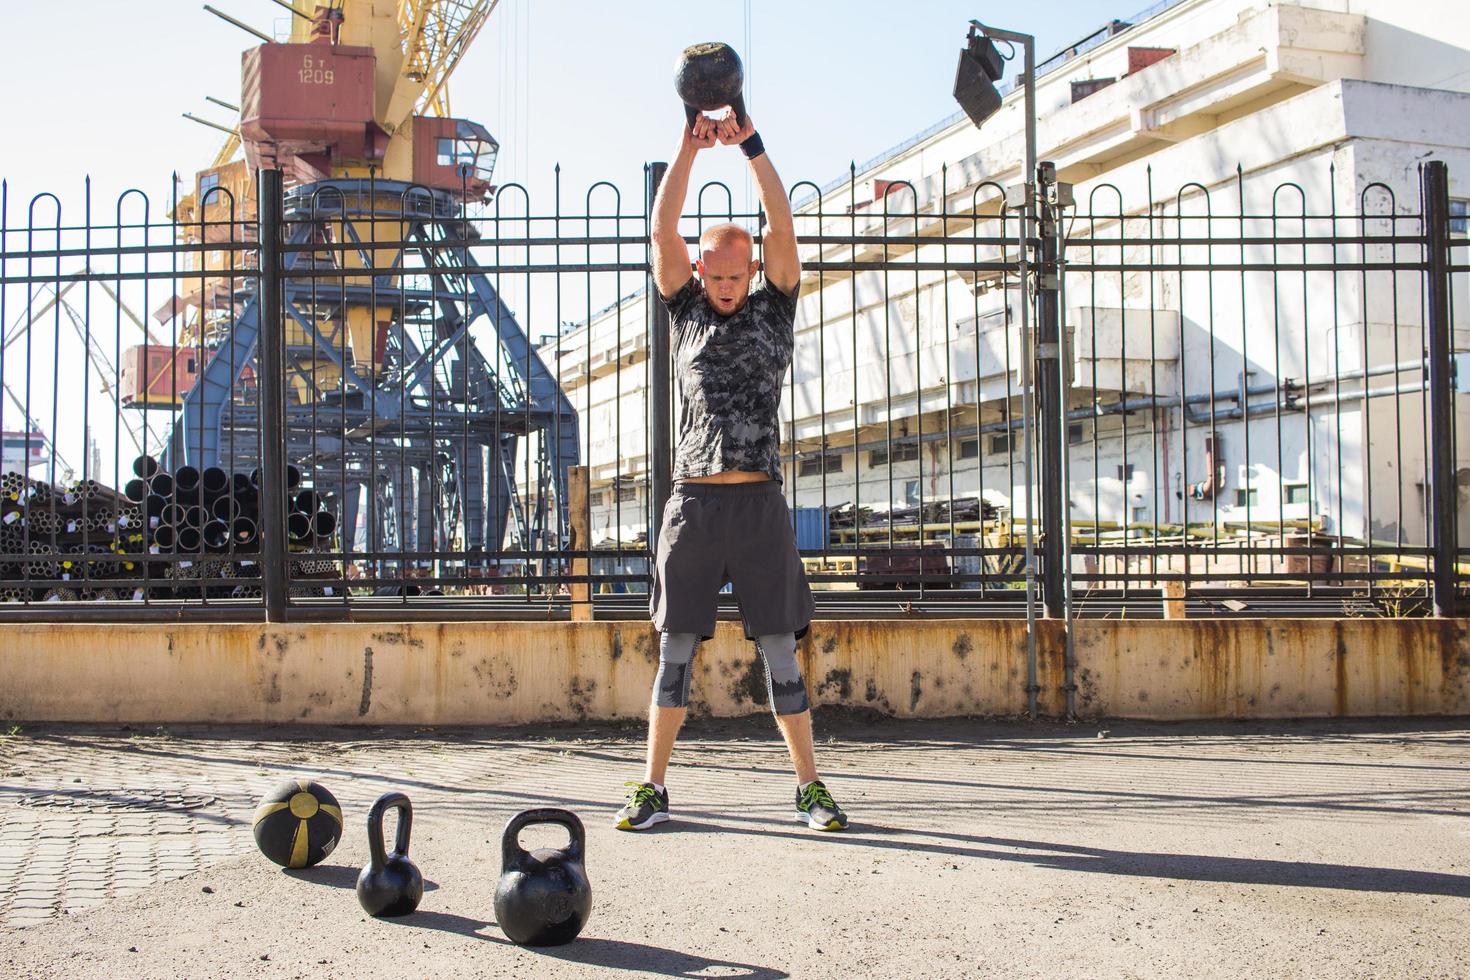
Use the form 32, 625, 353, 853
656, 817, 1470, 898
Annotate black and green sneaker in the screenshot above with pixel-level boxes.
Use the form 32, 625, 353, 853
795, 780, 848, 831
615, 781, 669, 831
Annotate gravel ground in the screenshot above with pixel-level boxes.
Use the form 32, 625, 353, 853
1, 714, 1468, 979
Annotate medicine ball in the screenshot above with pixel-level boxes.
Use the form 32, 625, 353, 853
252, 779, 343, 869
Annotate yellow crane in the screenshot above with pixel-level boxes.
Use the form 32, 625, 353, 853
153, 0, 574, 563
151, 0, 500, 402
389, 0, 499, 131
180, 0, 499, 209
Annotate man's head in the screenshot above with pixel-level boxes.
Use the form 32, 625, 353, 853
695, 223, 759, 315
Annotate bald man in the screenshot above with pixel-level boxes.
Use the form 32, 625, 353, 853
615, 109, 848, 833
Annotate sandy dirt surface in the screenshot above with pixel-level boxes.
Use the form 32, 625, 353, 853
1, 714, 1468, 978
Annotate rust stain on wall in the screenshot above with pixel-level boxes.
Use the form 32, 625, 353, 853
1333, 622, 1349, 717
358, 647, 374, 716
370, 630, 425, 648
817, 668, 852, 700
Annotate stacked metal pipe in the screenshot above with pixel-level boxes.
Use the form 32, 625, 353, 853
126, 455, 338, 599
0, 455, 340, 602
131, 457, 262, 557
0, 469, 139, 601
287, 487, 337, 546
128, 457, 338, 553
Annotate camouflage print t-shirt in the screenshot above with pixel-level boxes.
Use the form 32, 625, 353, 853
662, 276, 798, 483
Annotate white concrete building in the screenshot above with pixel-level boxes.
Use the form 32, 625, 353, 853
537, 0, 1470, 558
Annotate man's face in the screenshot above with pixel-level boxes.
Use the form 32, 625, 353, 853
697, 242, 759, 316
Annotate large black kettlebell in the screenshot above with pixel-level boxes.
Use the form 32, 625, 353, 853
356, 792, 423, 918
493, 808, 592, 946
675, 42, 747, 132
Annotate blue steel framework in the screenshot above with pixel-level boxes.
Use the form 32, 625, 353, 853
169, 178, 578, 584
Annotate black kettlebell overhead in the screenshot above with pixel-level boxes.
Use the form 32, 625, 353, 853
675, 42, 746, 132
494, 808, 592, 947
356, 792, 423, 918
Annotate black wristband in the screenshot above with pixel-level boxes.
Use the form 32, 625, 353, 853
739, 131, 765, 160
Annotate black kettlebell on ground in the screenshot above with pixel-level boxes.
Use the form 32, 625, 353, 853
494, 808, 592, 946
675, 42, 746, 132
356, 792, 423, 917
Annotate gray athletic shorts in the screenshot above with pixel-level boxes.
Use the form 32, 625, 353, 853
649, 480, 815, 641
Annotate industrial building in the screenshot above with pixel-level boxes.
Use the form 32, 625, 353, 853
542, 0, 1470, 574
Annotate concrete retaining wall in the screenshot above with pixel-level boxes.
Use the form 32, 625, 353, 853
0, 618, 1466, 724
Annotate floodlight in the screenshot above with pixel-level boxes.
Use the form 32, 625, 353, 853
953, 24, 1006, 127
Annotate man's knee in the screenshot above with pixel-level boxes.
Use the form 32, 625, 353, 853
755, 632, 810, 715
653, 631, 700, 708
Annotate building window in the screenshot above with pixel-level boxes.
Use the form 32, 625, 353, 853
1068, 422, 1086, 445
957, 438, 979, 460
1284, 483, 1309, 505
904, 480, 920, 505
1452, 199, 1468, 236
1070, 77, 1118, 103
799, 454, 844, 477
1116, 463, 1135, 482
870, 442, 919, 467
1234, 488, 1258, 508
600, 485, 638, 506
198, 172, 223, 208
989, 433, 1011, 456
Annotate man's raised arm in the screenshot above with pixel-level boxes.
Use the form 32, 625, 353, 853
717, 113, 800, 295
651, 117, 716, 300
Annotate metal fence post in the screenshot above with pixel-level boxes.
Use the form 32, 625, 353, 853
647, 162, 673, 551
1041, 162, 1079, 719
1036, 164, 1066, 620
1424, 161, 1459, 617
257, 168, 288, 621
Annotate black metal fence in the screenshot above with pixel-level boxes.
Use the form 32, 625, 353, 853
0, 160, 1463, 620
1052, 162, 1468, 618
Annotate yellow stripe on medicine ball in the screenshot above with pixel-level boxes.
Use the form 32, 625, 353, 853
252, 801, 290, 826
289, 819, 310, 868
319, 803, 343, 826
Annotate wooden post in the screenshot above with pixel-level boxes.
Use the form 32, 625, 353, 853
1162, 580, 1187, 620
568, 466, 592, 622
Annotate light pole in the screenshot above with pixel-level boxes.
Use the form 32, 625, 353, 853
955, 21, 1046, 719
